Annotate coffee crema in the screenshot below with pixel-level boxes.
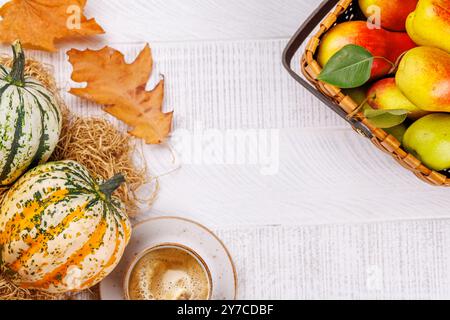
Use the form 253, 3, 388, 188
127, 246, 211, 300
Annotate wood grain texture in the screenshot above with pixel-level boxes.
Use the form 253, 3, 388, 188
0, 0, 449, 299
85, 0, 317, 42
143, 128, 450, 226
2, 39, 449, 226
216, 219, 450, 299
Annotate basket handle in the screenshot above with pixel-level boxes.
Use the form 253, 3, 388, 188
282, 0, 373, 139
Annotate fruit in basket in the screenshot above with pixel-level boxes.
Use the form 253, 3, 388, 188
346, 87, 408, 128
346, 87, 370, 109
367, 78, 427, 119
0, 41, 61, 186
317, 21, 416, 81
406, 0, 450, 53
396, 46, 450, 112
0, 160, 131, 293
359, 0, 418, 31
385, 124, 407, 143
403, 114, 450, 171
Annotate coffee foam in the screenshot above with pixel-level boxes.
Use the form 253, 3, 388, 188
128, 247, 210, 300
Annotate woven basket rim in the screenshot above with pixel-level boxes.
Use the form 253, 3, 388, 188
298, 0, 449, 187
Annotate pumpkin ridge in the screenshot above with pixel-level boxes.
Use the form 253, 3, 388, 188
81, 220, 122, 289
23, 83, 61, 125
0, 90, 25, 184
107, 199, 128, 234
9, 233, 47, 272
0, 84, 12, 171
20, 163, 95, 193
21, 85, 61, 166
4, 89, 43, 184
58, 162, 97, 189
0, 65, 8, 76
9, 201, 89, 272
0, 83, 10, 95
26, 91, 48, 169
0, 187, 93, 245
20, 218, 108, 291
0, 188, 69, 245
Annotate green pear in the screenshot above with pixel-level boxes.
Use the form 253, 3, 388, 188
403, 114, 450, 171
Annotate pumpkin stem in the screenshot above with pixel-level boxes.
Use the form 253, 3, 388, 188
99, 174, 126, 200
8, 40, 26, 86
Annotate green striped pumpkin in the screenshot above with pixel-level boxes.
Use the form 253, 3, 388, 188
0, 41, 61, 186
0, 160, 131, 293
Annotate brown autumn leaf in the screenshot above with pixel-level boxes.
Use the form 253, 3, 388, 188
0, 0, 104, 51
67, 44, 173, 144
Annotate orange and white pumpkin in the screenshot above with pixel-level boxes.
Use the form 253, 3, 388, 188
0, 160, 131, 293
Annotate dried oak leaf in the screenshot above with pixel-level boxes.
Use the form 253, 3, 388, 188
68, 44, 173, 144
0, 0, 104, 51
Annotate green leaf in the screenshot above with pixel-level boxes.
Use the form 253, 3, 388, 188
318, 45, 374, 89
366, 113, 407, 129
363, 106, 408, 129
363, 108, 410, 118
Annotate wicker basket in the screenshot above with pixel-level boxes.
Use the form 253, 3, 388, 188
282, 0, 450, 186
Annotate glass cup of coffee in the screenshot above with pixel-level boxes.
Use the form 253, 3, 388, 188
123, 243, 213, 300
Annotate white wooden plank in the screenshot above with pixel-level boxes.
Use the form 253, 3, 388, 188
142, 128, 450, 227
85, 0, 316, 42
216, 219, 450, 299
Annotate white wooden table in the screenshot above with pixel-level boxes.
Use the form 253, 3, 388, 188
3, 0, 450, 299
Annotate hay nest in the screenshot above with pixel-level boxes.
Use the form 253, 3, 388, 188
0, 56, 156, 300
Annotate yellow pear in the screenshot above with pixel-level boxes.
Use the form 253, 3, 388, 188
396, 46, 450, 112
367, 78, 427, 119
406, 0, 450, 53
